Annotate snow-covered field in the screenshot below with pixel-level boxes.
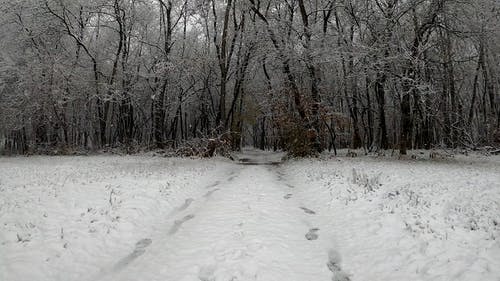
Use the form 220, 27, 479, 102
0, 151, 499, 281
284, 154, 500, 280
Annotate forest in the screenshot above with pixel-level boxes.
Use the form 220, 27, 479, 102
0, 0, 499, 156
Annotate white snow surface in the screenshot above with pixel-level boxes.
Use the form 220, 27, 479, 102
0, 150, 499, 281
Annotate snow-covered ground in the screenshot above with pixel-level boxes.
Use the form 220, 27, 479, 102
284, 154, 500, 281
0, 151, 499, 281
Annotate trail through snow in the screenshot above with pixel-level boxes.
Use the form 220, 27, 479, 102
98, 150, 334, 281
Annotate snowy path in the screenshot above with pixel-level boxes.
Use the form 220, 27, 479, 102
98, 152, 335, 281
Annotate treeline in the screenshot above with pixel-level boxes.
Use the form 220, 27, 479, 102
0, 0, 499, 155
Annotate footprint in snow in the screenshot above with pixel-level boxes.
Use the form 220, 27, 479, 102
327, 249, 351, 281
305, 228, 319, 240
204, 188, 220, 198
300, 207, 316, 214
177, 198, 194, 212
169, 214, 195, 235
284, 194, 293, 199
198, 265, 216, 281
206, 181, 220, 189
113, 238, 152, 270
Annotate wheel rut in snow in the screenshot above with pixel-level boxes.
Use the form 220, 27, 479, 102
168, 169, 242, 236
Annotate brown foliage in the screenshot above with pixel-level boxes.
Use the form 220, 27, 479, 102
175, 134, 232, 158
